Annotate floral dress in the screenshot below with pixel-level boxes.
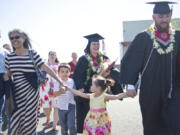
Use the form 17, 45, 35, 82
83, 93, 111, 135
40, 63, 59, 108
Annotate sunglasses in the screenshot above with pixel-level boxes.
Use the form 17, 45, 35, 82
9, 35, 21, 40
49, 53, 56, 56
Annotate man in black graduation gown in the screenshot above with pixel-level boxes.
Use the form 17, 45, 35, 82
73, 34, 123, 133
120, 1, 180, 135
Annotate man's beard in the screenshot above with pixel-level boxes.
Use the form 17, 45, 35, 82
155, 22, 170, 32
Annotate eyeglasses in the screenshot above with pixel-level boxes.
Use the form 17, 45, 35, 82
9, 35, 21, 40
49, 53, 56, 56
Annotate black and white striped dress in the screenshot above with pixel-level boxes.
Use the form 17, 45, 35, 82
5, 50, 44, 135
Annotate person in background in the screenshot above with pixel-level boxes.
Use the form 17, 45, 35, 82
68, 52, 78, 78
73, 33, 114, 133
1, 44, 11, 134
0, 47, 8, 135
3, 44, 12, 53
40, 51, 60, 130
5, 29, 64, 134
54, 63, 77, 135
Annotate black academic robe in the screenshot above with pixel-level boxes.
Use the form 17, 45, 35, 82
120, 30, 180, 135
73, 54, 108, 133
74, 55, 109, 100
108, 68, 123, 95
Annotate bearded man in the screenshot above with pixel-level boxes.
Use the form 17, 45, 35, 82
120, 1, 180, 135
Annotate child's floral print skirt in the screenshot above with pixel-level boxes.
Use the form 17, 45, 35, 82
83, 108, 111, 135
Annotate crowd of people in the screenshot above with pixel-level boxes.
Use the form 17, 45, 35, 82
0, 29, 124, 135
0, 1, 180, 135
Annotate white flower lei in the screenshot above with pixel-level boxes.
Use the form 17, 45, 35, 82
148, 23, 175, 55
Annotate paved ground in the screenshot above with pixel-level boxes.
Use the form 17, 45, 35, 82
2, 96, 143, 135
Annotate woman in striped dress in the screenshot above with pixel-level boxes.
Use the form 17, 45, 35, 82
5, 29, 64, 135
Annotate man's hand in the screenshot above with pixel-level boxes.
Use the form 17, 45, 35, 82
126, 90, 137, 98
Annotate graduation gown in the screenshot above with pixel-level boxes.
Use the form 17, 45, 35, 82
73, 54, 108, 133
108, 68, 124, 95
120, 30, 180, 135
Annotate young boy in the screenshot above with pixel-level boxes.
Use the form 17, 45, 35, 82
54, 63, 76, 135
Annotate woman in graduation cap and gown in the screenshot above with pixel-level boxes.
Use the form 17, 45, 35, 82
73, 33, 123, 133
120, 1, 180, 135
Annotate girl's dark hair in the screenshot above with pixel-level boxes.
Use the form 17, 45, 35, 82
58, 63, 71, 72
48, 51, 60, 64
8, 29, 32, 51
93, 75, 114, 91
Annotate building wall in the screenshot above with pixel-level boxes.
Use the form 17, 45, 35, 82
172, 18, 180, 30
120, 18, 180, 59
123, 18, 180, 42
123, 20, 152, 42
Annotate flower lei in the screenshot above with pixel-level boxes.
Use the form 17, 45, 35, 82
85, 53, 103, 85
148, 23, 175, 55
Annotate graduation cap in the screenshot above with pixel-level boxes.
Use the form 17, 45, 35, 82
84, 33, 104, 54
84, 33, 104, 42
146, 1, 177, 14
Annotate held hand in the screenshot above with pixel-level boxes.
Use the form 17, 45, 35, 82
126, 90, 137, 98
101, 70, 111, 78
123, 92, 128, 98
79, 89, 84, 93
59, 86, 66, 94
63, 86, 69, 91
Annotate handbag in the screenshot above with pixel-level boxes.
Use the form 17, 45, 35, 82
28, 50, 48, 87
4, 79, 17, 117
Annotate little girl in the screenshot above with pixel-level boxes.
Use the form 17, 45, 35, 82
66, 75, 127, 135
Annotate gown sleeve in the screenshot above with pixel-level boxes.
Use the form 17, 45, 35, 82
120, 32, 147, 85
73, 56, 88, 90
109, 68, 123, 95
176, 31, 180, 81
176, 31, 180, 55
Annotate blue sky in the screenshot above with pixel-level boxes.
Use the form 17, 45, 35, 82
0, 0, 180, 63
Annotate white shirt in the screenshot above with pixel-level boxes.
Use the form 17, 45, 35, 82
57, 78, 75, 110
127, 84, 135, 90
